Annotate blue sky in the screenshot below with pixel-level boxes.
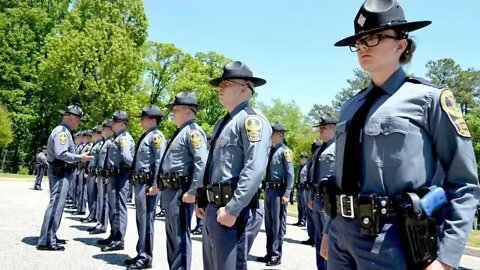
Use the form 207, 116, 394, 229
144, 0, 480, 114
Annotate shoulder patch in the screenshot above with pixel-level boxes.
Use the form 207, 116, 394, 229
119, 137, 127, 148
152, 134, 162, 149
189, 130, 202, 149
284, 149, 293, 163
244, 115, 263, 142
440, 90, 471, 138
59, 132, 67, 145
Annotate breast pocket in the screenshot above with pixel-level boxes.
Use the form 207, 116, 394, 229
364, 117, 409, 167
220, 136, 239, 162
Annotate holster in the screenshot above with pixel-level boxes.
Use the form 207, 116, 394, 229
400, 191, 438, 269
196, 187, 208, 208
320, 176, 337, 217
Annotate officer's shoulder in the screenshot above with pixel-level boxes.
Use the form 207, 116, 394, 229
405, 76, 442, 89
238, 107, 269, 124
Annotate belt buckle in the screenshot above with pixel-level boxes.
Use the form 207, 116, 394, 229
340, 194, 355, 218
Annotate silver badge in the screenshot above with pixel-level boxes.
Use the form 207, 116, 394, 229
218, 137, 227, 147
357, 13, 366, 27
364, 121, 381, 136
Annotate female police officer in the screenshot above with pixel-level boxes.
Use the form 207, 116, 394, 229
326, 1, 480, 270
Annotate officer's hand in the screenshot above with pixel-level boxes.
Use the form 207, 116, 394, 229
281, 196, 289, 204
182, 192, 196, 204
147, 186, 159, 196
308, 201, 314, 210
80, 154, 94, 162
196, 207, 205, 219
217, 207, 236, 227
320, 234, 328, 260
423, 260, 453, 270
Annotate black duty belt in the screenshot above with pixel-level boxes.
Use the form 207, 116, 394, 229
158, 173, 192, 190
265, 180, 285, 189
335, 194, 399, 219
131, 171, 153, 184
206, 182, 236, 207
104, 167, 129, 177
298, 183, 308, 189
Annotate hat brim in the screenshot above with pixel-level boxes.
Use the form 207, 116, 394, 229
209, 76, 267, 87
165, 103, 204, 110
334, 20, 432, 47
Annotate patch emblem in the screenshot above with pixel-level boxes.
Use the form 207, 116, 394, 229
440, 90, 471, 138
357, 13, 366, 27
119, 137, 127, 148
153, 134, 162, 149
59, 132, 67, 145
284, 149, 293, 163
244, 116, 262, 142
190, 130, 202, 149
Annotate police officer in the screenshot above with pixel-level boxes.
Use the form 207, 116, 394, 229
124, 105, 165, 269
158, 92, 207, 270
326, 1, 480, 269
37, 105, 93, 251
292, 151, 309, 226
308, 115, 336, 270
197, 61, 272, 270
89, 119, 114, 234
74, 130, 93, 215
260, 123, 294, 266
301, 140, 321, 246
67, 131, 84, 209
100, 111, 134, 252
33, 146, 49, 190
81, 125, 104, 223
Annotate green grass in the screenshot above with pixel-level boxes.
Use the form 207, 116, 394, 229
0, 173, 34, 181
468, 229, 480, 247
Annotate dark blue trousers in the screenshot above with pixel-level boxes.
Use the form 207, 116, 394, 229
163, 188, 194, 270
76, 170, 87, 212
34, 165, 45, 189
328, 216, 407, 270
306, 190, 315, 239
246, 206, 264, 254
203, 204, 249, 270
95, 176, 108, 231
264, 188, 287, 261
86, 173, 97, 219
106, 171, 129, 243
38, 167, 72, 246
296, 187, 307, 225
133, 183, 158, 263
312, 198, 327, 270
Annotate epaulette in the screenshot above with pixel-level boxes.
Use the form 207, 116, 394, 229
406, 77, 442, 89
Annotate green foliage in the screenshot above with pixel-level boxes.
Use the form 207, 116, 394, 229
0, 103, 13, 147
307, 104, 337, 126
331, 68, 370, 112
258, 99, 317, 163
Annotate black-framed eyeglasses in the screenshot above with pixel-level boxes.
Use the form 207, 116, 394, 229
218, 80, 254, 92
349, 33, 403, 52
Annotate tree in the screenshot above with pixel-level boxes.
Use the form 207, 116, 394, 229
0, 103, 13, 147
258, 99, 316, 163
331, 68, 370, 112
307, 104, 337, 126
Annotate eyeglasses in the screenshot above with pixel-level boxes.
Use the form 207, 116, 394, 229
349, 33, 403, 52
218, 80, 248, 89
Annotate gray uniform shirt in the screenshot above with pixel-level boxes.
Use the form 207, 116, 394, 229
97, 136, 113, 169
335, 68, 480, 268
36, 152, 48, 166
46, 123, 80, 163
134, 127, 165, 189
206, 101, 272, 217
266, 143, 294, 197
88, 139, 104, 170
161, 119, 208, 195
107, 129, 134, 168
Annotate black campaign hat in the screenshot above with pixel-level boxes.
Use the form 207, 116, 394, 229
312, 114, 338, 128
42, 145, 47, 150
300, 151, 309, 158
166, 91, 204, 110
138, 104, 162, 118
102, 119, 113, 128
93, 125, 103, 133
334, 0, 431, 47
209, 61, 266, 88
271, 123, 288, 133
59, 105, 84, 119
112, 111, 129, 122
83, 130, 93, 136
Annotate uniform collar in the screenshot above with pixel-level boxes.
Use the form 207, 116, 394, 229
60, 122, 72, 132
116, 129, 126, 136
272, 143, 284, 150
103, 135, 113, 141
177, 119, 195, 130
365, 67, 406, 97
229, 101, 249, 118
144, 126, 157, 134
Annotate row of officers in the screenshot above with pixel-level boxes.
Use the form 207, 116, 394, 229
36, 1, 480, 269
